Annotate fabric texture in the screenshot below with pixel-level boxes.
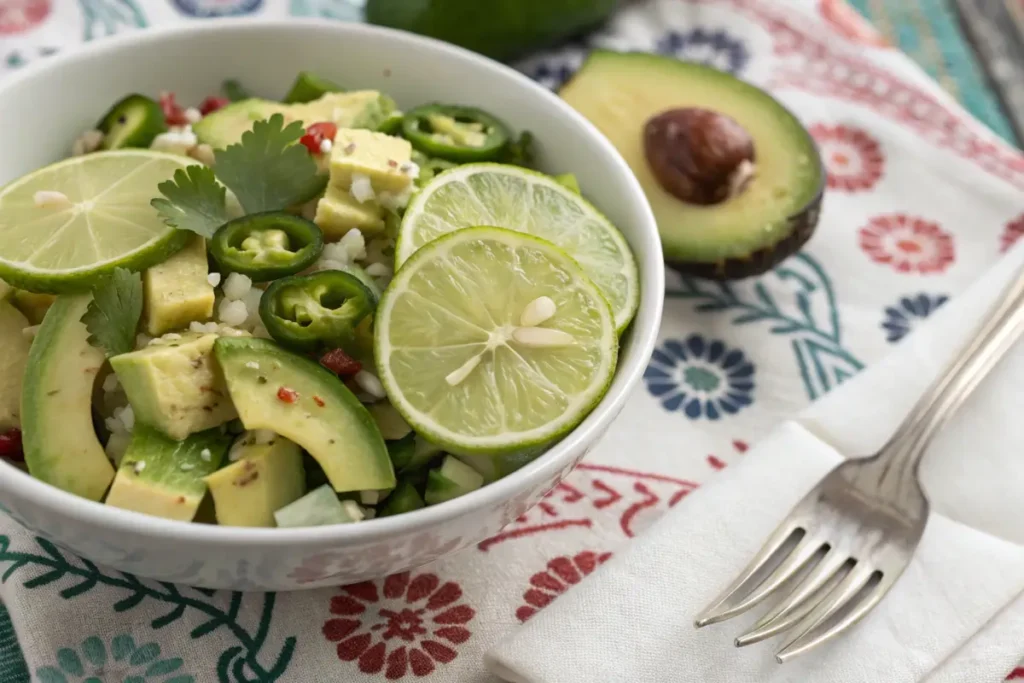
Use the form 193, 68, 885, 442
2, 0, 1024, 681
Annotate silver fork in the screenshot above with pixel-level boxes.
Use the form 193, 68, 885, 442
694, 264, 1024, 662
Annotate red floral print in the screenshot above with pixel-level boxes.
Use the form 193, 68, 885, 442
859, 214, 955, 274
515, 551, 613, 622
323, 571, 475, 679
0, 0, 49, 35
809, 124, 885, 192
1001, 214, 1024, 254
817, 0, 888, 47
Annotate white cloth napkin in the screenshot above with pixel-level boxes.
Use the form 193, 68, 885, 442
486, 244, 1024, 682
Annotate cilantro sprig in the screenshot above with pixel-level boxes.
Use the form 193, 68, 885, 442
152, 166, 230, 239
82, 267, 143, 358
151, 113, 325, 238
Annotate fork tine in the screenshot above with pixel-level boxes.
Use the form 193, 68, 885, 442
741, 548, 850, 636
734, 556, 848, 647
694, 522, 803, 628
774, 564, 881, 662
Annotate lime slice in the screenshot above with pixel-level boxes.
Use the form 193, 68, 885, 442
376, 226, 618, 455
0, 150, 193, 292
397, 163, 639, 332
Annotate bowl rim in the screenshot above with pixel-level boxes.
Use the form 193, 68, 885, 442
0, 18, 665, 546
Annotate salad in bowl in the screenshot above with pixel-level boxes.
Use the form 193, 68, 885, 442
0, 69, 639, 530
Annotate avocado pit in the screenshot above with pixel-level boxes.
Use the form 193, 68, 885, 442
643, 107, 756, 206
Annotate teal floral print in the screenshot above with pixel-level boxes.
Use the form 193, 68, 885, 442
35, 634, 193, 683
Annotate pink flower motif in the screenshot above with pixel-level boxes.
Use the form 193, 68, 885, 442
0, 0, 49, 35
809, 123, 885, 192
322, 571, 475, 679
1001, 214, 1024, 253
515, 551, 613, 623
859, 214, 955, 274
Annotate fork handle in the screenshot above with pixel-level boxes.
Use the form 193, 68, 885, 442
882, 265, 1024, 476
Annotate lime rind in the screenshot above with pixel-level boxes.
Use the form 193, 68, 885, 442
0, 150, 193, 293
396, 163, 640, 333
376, 226, 618, 456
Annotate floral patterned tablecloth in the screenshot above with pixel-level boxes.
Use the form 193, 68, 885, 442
2, 1, 1024, 681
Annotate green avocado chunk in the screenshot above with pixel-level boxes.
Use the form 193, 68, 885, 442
105, 425, 230, 521
193, 91, 396, 150
364, 0, 617, 61
274, 484, 365, 527
214, 336, 395, 493
204, 436, 306, 527
424, 455, 484, 505
111, 333, 238, 441
22, 295, 115, 501
0, 301, 30, 430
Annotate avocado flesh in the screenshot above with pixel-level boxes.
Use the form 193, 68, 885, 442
215, 337, 395, 493
193, 91, 395, 150
0, 301, 30, 430
560, 51, 823, 277
21, 295, 115, 500
105, 425, 230, 522
204, 437, 306, 527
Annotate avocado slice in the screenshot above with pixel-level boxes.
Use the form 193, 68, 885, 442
0, 301, 30, 430
204, 436, 306, 527
274, 484, 365, 527
105, 424, 230, 521
21, 295, 115, 500
560, 51, 824, 279
364, 0, 617, 61
193, 91, 396, 150
214, 337, 395, 493
111, 333, 238, 441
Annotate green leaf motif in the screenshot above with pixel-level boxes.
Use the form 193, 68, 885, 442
214, 114, 325, 214
152, 165, 230, 240
1, 536, 295, 683
81, 268, 143, 358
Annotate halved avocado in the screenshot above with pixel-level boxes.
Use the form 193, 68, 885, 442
560, 51, 824, 279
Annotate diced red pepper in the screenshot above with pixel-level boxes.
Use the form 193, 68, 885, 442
277, 387, 299, 404
199, 96, 230, 116
159, 91, 189, 126
0, 428, 23, 462
320, 348, 362, 377
299, 121, 338, 154
313, 396, 326, 408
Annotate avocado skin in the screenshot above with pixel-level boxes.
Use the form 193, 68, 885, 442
364, 0, 618, 61
668, 179, 824, 281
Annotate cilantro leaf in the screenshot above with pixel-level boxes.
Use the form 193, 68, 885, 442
214, 114, 326, 214
82, 267, 143, 358
151, 165, 230, 239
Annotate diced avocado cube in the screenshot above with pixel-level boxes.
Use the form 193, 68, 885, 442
314, 184, 385, 240
359, 488, 392, 505
105, 424, 231, 521
368, 401, 412, 440
0, 280, 9, 301
204, 436, 305, 527
456, 450, 539, 484
11, 289, 55, 325
274, 484, 365, 527
143, 235, 215, 336
111, 333, 238, 441
0, 301, 29, 430
379, 480, 426, 517
425, 455, 484, 505
330, 128, 413, 193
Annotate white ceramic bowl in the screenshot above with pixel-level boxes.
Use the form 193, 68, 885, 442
0, 20, 663, 590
